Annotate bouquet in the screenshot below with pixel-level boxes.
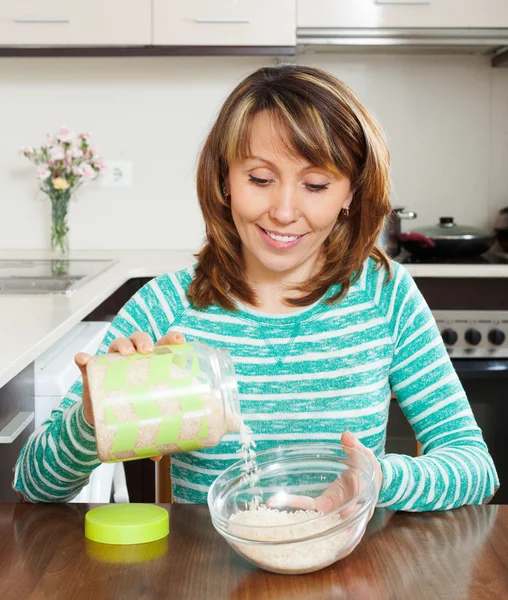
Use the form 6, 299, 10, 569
20, 127, 106, 256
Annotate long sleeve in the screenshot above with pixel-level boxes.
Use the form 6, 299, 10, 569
12, 277, 177, 502
376, 264, 499, 511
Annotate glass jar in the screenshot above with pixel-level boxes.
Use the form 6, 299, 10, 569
86, 342, 241, 463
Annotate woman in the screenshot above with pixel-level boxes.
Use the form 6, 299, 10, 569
14, 65, 498, 510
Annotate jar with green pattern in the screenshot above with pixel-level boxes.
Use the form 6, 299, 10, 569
86, 342, 241, 463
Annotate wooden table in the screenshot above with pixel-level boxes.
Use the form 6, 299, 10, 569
0, 503, 507, 600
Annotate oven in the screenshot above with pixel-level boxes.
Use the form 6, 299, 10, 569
386, 275, 508, 504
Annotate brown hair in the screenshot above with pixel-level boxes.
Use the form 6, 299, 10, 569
188, 64, 392, 311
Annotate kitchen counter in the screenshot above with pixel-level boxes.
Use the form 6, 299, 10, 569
0, 503, 506, 600
2, 248, 508, 389
0, 249, 195, 389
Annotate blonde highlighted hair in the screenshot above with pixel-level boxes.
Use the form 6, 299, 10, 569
189, 64, 392, 310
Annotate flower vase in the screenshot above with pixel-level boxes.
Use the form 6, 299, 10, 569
50, 189, 71, 258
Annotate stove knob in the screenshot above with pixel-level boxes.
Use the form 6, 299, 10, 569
488, 329, 506, 346
441, 329, 458, 346
465, 329, 482, 346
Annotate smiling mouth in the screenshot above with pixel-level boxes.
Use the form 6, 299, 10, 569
258, 226, 308, 243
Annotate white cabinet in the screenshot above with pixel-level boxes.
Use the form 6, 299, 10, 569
0, 0, 151, 46
153, 0, 296, 47
298, 0, 508, 29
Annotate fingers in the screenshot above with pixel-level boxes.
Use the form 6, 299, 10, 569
108, 336, 136, 355
130, 331, 154, 353
342, 430, 382, 496
266, 487, 351, 515
316, 477, 350, 514
156, 331, 186, 347
107, 331, 185, 356
74, 353, 91, 395
341, 431, 376, 472
341, 430, 357, 450
74, 352, 91, 372
108, 332, 153, 354
266, 493, 317, 511
74, 353, 94, 426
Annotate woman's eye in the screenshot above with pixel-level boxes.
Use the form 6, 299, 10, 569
248, 175, 272, 186
247, 175, 329, 192
305, 183, 330, 193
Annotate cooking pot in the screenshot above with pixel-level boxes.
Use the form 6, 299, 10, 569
398, 217, 495, 259
494, 207, 508, 252
380, 207, 417, 257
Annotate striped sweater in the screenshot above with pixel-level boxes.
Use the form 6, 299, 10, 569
13, 259, 499, 510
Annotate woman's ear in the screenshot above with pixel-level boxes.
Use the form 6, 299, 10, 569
343, 189, 354, 210
222, 175, 231, 199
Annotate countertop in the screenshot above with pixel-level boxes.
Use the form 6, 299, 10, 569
0, 249, 195, 389
2, 248, 508, 389
0, 503, 506, 600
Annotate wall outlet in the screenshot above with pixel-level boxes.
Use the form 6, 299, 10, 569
99, 161, 132, 188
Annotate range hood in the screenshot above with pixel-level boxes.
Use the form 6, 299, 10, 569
297, 28, 508, 65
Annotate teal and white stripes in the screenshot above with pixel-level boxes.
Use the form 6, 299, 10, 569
13, 259, 499, 510
13, 384, 99, 502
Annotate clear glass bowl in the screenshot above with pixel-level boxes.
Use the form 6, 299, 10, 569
207, 443, 377, 574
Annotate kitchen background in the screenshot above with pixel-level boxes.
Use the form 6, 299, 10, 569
1, 52, 508, 250
2, 1, 508, 508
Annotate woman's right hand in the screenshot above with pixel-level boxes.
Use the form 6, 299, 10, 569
74, 331, 186, 429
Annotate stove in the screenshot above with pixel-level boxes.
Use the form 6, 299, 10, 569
397, 248, 508, 265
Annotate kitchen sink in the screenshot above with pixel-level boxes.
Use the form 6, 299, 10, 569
0, 259, 116, 296
0, 276, 82, 294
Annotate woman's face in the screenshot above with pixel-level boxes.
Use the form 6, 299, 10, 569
227, 112, 353, 280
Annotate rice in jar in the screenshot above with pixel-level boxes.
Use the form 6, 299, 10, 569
86, 342, 241, 463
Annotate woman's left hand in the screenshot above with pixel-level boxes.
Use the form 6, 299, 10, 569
267, 431, 383, 518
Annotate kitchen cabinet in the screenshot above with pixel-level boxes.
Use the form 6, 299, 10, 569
0, 363, 34, 502
0, 0, 151, 46
297, 0, 508, 29
153, 0, 296, 47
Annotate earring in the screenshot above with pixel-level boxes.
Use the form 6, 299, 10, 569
341, 206, 350, 217
222, 182, 230, 201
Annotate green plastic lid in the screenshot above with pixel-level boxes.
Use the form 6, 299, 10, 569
85, 504, 169, 545
85, 535, 168, 564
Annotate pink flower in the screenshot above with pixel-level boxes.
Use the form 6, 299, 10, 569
80, 164, 96, 179
55, 127, 73, 143
19, 146, 35, 157
49, 147, 65, 161
78, 132, 92, 142
90, 146, 101, 160
71, 148, 83, 159
36, 165, 51, 180
72, 166, 81, 175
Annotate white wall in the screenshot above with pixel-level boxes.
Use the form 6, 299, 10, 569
0, 53, 507, 251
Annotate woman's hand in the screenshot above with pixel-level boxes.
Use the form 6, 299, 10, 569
74, 331, 186, 461
267, 431, 383, 517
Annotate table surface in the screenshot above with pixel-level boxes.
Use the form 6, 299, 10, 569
0, 503, 507, 600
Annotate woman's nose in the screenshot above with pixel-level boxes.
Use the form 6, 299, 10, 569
268, 185, 300, 224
